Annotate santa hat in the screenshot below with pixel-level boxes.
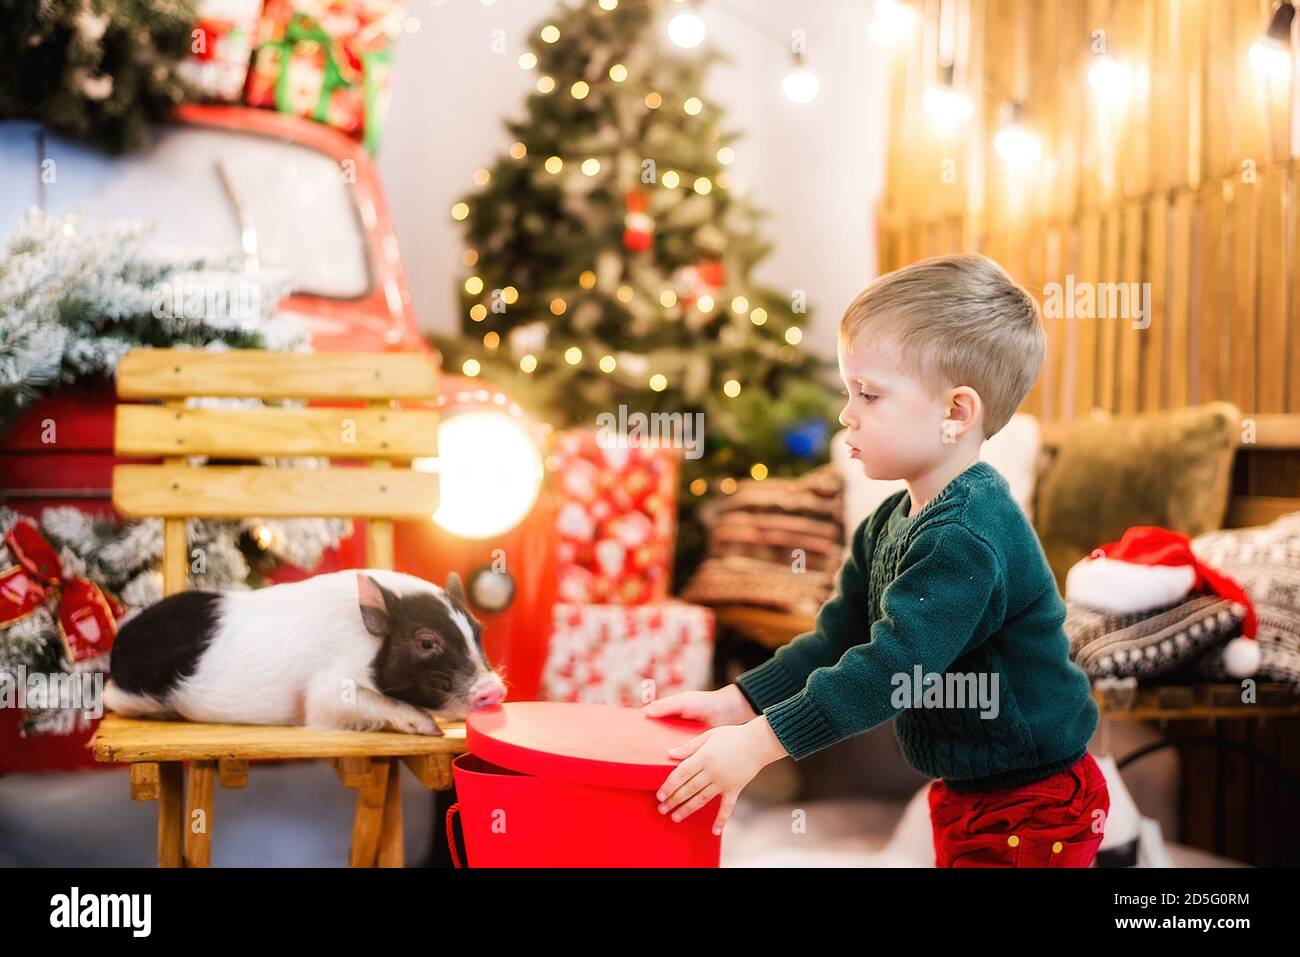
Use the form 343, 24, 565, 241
1065, 526, 1260, 678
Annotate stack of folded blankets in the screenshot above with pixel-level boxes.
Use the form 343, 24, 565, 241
681, 463, 844, 618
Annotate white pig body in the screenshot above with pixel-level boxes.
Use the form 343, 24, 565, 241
104, 568, 506, 734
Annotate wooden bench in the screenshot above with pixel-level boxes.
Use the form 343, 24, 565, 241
91, 347, 467, 867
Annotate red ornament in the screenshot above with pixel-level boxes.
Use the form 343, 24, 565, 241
623, 189, 654, 252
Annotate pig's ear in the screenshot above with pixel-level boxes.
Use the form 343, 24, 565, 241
356, 572, 390, 637
445, 571, 467, 608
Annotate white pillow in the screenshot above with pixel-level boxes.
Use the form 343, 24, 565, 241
832, 413, 1042, 534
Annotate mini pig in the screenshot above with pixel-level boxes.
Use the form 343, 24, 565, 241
102, 569, 507, 735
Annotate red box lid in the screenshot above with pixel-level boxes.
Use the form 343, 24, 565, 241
466, 701, 710, 791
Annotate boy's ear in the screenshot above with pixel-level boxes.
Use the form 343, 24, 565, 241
357, 572, 390, 637
946, 387, 982, 434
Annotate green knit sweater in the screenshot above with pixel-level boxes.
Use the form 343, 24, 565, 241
734, 460, 1098, 793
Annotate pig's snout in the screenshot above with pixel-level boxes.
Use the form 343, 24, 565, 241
470, 674, 507, 710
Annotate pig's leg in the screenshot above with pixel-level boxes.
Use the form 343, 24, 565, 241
304, 680, 443, 736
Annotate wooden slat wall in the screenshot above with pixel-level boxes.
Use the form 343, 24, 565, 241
878, 0, 1300, 501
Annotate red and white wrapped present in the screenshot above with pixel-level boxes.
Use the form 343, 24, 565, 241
245, 0, 404, 152
178, 0, 262, 102
541, 602, 715, 706
551, 430, 680, 606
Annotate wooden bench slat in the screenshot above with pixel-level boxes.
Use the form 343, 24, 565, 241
115, 405, 440, 459
116, 349, 440, 400
91, 714, 466, 763
112, 465, 440, 519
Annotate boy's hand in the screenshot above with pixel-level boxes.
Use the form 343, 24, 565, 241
656, 717, 788, 835
641, 684, 757, 727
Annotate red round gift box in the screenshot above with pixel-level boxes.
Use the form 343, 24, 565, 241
448, 701, 723, 867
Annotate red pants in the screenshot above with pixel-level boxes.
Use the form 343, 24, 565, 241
928, 752, 1110, 867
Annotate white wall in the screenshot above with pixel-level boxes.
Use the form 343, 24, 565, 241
378, 0, 890, 360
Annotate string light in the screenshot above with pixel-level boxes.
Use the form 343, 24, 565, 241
599, 0, 618, 9
564, 346, 582, 364
537, 75, 556, 94
545, 155, 564, 173
464, 276, 484, 295
870, 0, 916, 48
473, 168, 491, 185
683, 96, 703, 115
924, 63, 972, 126
750, 307, 768, 325
462, 249, 478, 266
661, 170, 680, 188
501, 285, 519, 304
579, 270, 597, 288
609, 63, 628, 82
731, 296, 749, 313
697, 294, 714, 312
1087, 53, 1130, 97
723, 379, 741, 397
668, 8, 706, 49
649, 373, 668, 391
483, 331, 500, 349
994, 102, 1040, 164
689, 478, 708, 496
750, 463, 768, 480
1251, 1, 1294, 79
463, 359, 481, 376
599, 354, 617, 372
451, 202, 469, 221
581, 158, 601, 175
645, 92, 663, 109
659, 289, 678, 307
782, 51, 820, 104
785, 327, 803, 345
540, 24, 560, 43
571, 80, 590, 99
719, 477, 738, 495
550, 297, 567, 315
694, 176, 712, 194
469, 304, 487, 321
716, 146, 735, 164
518, 52, 537, 70
616, 284, 634, 302
520, 354, 537, 373
509, 142, 527, 159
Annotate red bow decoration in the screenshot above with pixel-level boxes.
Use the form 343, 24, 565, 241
0, 519, 125, 663
1091, 526, 1258, 639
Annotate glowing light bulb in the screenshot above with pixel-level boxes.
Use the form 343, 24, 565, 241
668, 11, 706, 48
1087, 54, 1130, 97
870, 0, 915, 48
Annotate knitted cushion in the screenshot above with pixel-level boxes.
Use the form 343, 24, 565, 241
1033, 401, 1240, 588
1184, 512, 1300, 689
1066, 595, 1247, 681
682, 463, 843, 616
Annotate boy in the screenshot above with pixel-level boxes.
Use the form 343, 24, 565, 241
645, 254, 1109, 867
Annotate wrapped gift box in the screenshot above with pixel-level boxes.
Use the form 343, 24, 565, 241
246, 0, 404, 152
178, 0, 263, 101
551, 430, 680, 606
541, 602, 715, 706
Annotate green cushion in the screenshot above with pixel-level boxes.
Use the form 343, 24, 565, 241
1033, 401, 1241, 588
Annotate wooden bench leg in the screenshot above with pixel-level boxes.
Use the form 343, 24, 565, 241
157, 762, 184, 868
378, 758, 404, 868
184, 760, 216, 868
350, 758, 390, 867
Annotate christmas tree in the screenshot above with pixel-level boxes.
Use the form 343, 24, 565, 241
0, 0, 198, 155
431, 0, 841, 585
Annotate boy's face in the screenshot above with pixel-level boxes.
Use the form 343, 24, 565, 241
836, 332, 953, 481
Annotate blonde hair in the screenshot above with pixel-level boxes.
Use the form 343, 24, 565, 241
838, 253, 1044, 439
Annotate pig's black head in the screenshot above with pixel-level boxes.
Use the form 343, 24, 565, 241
358, 571, 505, 719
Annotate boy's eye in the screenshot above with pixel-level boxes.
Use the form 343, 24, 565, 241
859, 389, 878, 401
